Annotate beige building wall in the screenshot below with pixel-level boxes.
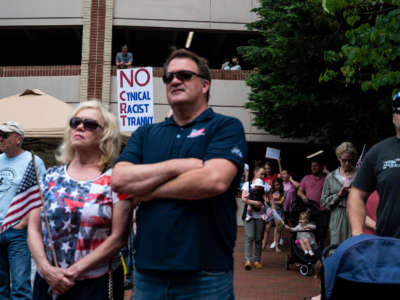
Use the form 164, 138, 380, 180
0, 0, 83, 26
0, 76, 81, 104
113, 0, 259, 30
0, 0, 258, 28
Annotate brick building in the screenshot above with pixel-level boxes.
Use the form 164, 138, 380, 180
0, 0, 326, 174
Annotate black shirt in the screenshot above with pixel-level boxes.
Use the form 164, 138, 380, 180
352, 136, 400, 238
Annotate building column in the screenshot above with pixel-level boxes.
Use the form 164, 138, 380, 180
79, 0, 113, 106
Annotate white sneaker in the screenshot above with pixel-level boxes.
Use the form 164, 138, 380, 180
279, 238, 284, 246
270, 241, 276, 249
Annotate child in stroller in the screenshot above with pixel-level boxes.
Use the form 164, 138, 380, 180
285, 210, 316, 256
285, 209, 321, 276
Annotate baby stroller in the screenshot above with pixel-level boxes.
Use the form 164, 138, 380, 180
285, 212, 322, 276
320, 234, 400, 299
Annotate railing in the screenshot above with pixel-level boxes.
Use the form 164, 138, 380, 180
0, 65, 253, 80
0, 65, 81, 77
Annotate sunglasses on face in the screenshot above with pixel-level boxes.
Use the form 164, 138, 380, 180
0, 133, 9, 139
69, 117, 103, 131
162, 70, 208, 84
340, 158, 355, 163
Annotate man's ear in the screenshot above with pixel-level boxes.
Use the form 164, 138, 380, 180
201, 79, 210, 95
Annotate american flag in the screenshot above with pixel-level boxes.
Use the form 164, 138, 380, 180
356, 144, 367, 169
0, 160, 41, 233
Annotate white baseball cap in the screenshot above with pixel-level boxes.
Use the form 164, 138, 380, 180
0, 121, 24, 138
251, 178, 265, 189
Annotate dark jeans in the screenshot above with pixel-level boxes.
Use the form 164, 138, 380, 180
33, 265, 124, 300
134, 269, 234, 300
0, 227, 32, 300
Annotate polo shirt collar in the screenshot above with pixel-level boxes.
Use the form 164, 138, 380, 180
162, 108, 214, 127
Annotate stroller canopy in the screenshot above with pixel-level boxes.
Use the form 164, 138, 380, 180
324, 234, 400, 299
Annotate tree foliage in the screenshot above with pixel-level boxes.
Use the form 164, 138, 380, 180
239, 0, 396, 147
320, 0, 400, 95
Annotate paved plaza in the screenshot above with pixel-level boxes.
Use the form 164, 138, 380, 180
125, 227, 321, 300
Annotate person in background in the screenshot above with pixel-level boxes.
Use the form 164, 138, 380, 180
364, 191, 379, 235
265, 178, 285, 253
321, 142, 357, 246
281, 169, 299, 226
0, 122, 46, 300
28, 100, 132, 299
241, 167, 267, 270
297, 159, 329, 245
262, 159, 282, 249
115, 45, 133, 69
263, 159, 282, 187
230, 56, 241, 70
239, 163, 249, 190
285, 210, 316, 256
221, 58, 231, 70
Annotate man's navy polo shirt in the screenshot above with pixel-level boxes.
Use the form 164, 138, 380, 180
117, 108, 247, 271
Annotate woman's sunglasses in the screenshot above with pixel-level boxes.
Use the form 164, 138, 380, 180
162, 70, 208, 84
69, 117, 103, 131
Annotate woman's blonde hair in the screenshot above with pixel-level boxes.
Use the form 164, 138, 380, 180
56, 100, 121, 170
335, 141, 357, 160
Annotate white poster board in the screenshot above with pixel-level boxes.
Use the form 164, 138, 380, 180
117, 67, 154, 132
265, 147, 280, 160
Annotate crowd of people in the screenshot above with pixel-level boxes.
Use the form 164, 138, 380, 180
239, 139, 385, 274
0, 47, 399, 300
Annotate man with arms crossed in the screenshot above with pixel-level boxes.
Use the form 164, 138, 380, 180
348, 92, 400, 238
111, 49, 247, 299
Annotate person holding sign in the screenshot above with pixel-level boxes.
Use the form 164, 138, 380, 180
111, 49, 247, 299
262, 156, 282, 249
264, 178, 286, 253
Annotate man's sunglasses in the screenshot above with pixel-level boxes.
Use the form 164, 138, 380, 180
0, 133, 9, 139
69, 117, 103, 131
162, 70, 208, 84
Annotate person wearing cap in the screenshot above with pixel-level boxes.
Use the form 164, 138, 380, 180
0, 121, 46, 299
348, 91, 400, 239
115, 44, 133, 69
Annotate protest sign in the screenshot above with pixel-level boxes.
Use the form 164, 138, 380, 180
265, 147, 280, 160
117, 67, 154, 132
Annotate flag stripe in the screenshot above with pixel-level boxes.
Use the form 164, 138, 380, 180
4, 192, 41, 219
1, 199, 41, 231
0, 159, 42, 234
4, 187, 40, 214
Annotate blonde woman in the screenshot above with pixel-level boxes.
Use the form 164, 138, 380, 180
28, 100, 132, 299
321, 142, 357, 246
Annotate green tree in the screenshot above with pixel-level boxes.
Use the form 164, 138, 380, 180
320, 0, 400, 95
239, 0, 395, 146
